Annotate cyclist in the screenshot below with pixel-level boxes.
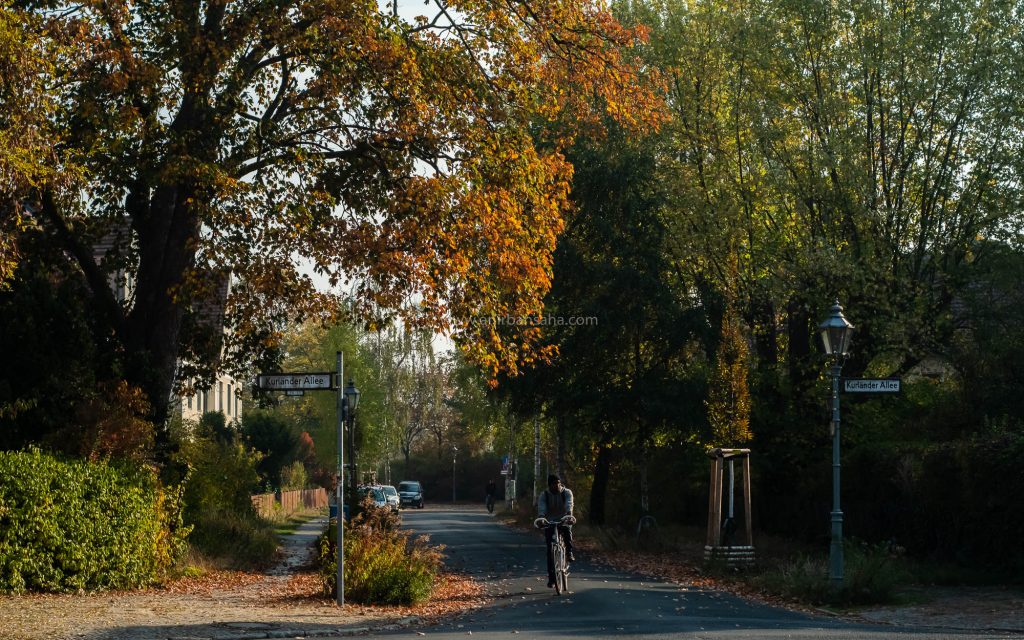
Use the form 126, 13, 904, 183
537, 473, 575, 588
485, 479, 497, 512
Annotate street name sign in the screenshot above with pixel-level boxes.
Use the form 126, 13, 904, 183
843, 378, 901, 393
257, 372, 334, 390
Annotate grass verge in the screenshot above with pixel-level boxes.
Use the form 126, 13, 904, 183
497, 508, 1016, 609
271, 507, 328, 537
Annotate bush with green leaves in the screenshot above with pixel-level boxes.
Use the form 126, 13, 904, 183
0, 448, 189, 593
317, 498, 440, 605
177, 416, 276, 568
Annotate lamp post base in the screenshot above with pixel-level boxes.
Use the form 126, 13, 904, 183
829, 509, 844, 586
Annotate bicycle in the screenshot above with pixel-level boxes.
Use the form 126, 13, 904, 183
534, 515, 576, 595
485, 493, 495, 513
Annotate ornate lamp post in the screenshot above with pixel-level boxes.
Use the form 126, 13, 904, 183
818, 300, 854, 588
335, 372, 359, 607
344, 379, 361, 515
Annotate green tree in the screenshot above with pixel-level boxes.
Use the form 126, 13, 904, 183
501, 124, 710, 524
613, 0, 1024, 538
241, 412, 299, 490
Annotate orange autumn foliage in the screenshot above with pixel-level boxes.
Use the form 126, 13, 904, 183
12, 0, 665, 436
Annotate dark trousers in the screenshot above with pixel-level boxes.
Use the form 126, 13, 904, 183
545, 525, 574, 578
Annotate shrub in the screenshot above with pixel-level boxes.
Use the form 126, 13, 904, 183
317, 498, 440, 605
177, 424, 275, 568
751, 540, 905, 606
0, 448, 189, 593
185, 510, 278, 568
280, 460, 308, 491
752, 555, 830, 603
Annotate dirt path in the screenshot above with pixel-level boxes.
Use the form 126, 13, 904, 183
0, 514, 473, 640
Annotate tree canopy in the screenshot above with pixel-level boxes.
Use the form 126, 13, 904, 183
0, 0, 660, 461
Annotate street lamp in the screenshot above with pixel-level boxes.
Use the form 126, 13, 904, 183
344, 379, 361, 413
344, 380, 360, 516
818, 299, 854, 588
452, 446, 458, 502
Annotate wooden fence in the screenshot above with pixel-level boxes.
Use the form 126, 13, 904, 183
250, 487, 328, 519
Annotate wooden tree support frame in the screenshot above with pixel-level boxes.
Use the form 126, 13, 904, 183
705, 448, 754, 565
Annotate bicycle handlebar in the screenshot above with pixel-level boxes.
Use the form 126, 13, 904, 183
534, 515, 576, 528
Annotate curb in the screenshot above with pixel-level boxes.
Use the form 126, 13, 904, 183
170, 616, 421, 640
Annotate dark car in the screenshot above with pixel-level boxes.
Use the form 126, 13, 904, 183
398, 480, 424, 509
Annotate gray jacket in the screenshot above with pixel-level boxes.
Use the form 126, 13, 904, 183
537, 487, 574, 520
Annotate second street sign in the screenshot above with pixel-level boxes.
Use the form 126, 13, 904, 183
257, 372, 334, 390
843, 378, 901, 393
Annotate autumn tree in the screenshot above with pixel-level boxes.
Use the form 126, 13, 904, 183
4, 0, 659, 465
0, 7, 66, 287
705, 254, 751, 446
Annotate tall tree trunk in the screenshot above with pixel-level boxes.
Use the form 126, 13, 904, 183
125, 183, 201, 473
752, 295, 778, 366
556, 415, 567, 481
786, 296, 812, 387
533, 415, 541, 509
589, 442, 611, 526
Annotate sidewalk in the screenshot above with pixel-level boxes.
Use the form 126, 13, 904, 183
849, 586, 1024, 634
0, 515, 473, 640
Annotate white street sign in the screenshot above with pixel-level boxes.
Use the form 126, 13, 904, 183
257, 372, 334, 390
843, 378, 901, 393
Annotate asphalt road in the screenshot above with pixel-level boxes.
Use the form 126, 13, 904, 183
383, 506, 1014, 640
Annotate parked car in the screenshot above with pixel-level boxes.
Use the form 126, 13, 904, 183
380, 485, 400, 512
357, 485, 389, 509
398, 480, 424, 509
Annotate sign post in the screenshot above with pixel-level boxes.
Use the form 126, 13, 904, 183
257, 365, 346, 606
335, 352, 345, 607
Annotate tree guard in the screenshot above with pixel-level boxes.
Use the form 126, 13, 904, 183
705, 448, 754, 565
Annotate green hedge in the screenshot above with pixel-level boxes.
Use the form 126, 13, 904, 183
0, 448, 189, 593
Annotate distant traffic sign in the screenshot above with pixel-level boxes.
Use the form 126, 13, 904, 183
257, 372, 334, 390
843, 378, 901, 393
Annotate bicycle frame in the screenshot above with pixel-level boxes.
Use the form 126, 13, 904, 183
536, 515, 574, 595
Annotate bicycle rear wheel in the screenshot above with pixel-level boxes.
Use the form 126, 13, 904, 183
559, 570, 568, 594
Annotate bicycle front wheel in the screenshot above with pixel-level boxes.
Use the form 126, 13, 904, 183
559, 570, 568, 594
553, 543, 564, 594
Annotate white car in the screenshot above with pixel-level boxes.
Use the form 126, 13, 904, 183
357, 485, 389, 509
380, 485, 401, 512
